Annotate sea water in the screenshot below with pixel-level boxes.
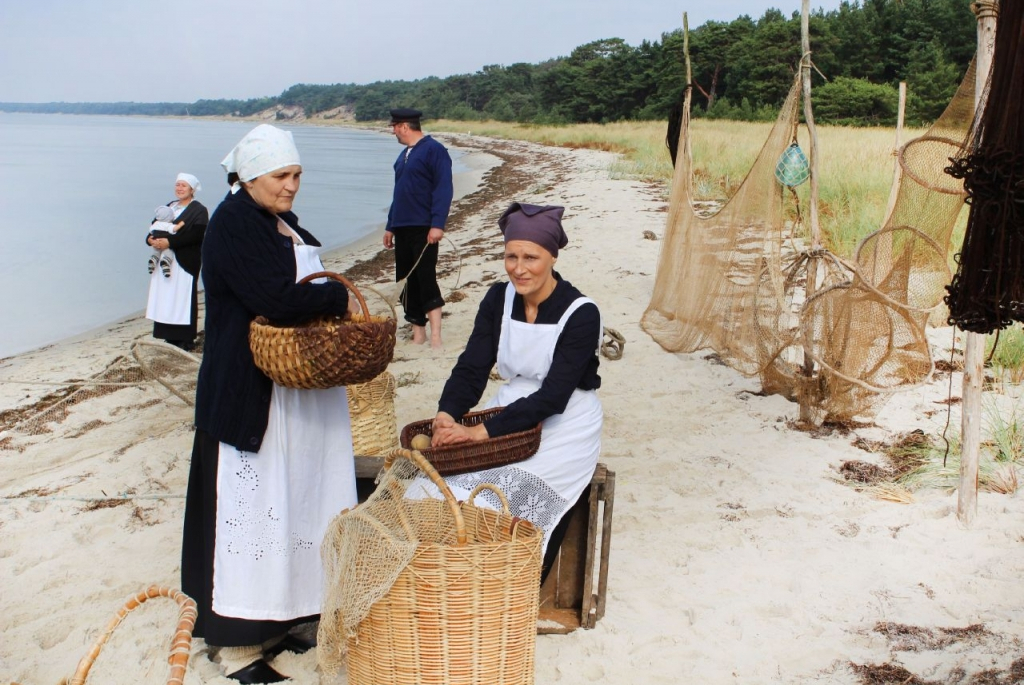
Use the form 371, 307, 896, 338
0, 113, 464, 357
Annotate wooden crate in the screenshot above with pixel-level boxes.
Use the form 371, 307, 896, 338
353, 457, 614, 634
537, 463, 614, 634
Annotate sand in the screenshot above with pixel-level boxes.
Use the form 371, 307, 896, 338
1, 135, 1022, 685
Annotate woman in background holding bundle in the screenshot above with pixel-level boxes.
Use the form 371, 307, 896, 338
430, 202, 603, 580
145, 173, 207, 351
183, 124, 357, 683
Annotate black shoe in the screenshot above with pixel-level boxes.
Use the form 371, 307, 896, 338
265, 633, 316, 658
226, 658, 289, 683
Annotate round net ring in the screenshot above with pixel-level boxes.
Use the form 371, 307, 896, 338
898, 135, 969, 195
800, 283, 934, 393
853, 225, 952, 313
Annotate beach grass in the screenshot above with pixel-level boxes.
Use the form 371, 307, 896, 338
429, 117, 957, 262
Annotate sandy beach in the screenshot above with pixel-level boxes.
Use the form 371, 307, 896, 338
2, 135, 1023, 685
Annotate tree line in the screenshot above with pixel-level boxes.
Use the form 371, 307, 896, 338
0, 0, 976, 127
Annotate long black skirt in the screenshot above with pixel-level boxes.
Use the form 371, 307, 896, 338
153, 277, 199, 349
181, 430, 315, 646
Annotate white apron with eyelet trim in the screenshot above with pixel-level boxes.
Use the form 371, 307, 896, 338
419, 282, 603, 552
145, 203, 193, 325
212, 237, 357, 621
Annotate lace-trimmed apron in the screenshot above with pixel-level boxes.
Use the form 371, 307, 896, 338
439, 282, 603, 552
212, 224, 357, 620
145, 202, 192, 325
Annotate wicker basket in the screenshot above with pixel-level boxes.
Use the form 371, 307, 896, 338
249, 272, 396, 389
346, 449, 542, 685
347, 371, 399, 455
400, 407, 542, 476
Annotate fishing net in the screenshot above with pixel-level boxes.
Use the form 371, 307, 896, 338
945, 1, 1024, 334
0, 340, 199, 453
643, 59, 977, 422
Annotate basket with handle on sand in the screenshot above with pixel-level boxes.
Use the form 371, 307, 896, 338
319, 448, 543, 684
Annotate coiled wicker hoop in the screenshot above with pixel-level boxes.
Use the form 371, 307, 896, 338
249, 272, 396, 389
345, 448, 542, 685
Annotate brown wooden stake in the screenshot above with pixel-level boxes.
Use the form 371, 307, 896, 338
959, 0, 999, 527
799, 0, 823, 423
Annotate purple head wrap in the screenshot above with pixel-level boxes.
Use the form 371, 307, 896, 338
497, 203, 568, 257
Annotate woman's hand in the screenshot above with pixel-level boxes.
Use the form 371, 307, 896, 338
430, 412, 488, 447
148, 237, 170, 250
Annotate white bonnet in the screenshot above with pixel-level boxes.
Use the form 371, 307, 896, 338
176, 173, 201, 192
220, 124, 301, 183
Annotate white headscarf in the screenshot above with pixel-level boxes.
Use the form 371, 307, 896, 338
176, 172, 201, 192
220, 124, 301, 185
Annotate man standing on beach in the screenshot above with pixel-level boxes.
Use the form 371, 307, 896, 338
383, 107, 453, 349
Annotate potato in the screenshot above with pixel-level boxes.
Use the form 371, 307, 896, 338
410, 433, 432, 451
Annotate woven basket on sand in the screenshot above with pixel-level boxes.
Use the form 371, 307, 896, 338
249, 271, 396, 389
347, 371, 399, 455
341, 448, 543, 685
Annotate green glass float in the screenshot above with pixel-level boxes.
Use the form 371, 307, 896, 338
774, 142, 810, 187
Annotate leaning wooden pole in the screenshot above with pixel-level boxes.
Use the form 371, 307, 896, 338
683, 12, 694, 189
958, 0, 999, 527
798, 0, 823, 423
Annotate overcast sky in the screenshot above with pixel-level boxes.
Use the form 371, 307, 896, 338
0, 0, 846, 103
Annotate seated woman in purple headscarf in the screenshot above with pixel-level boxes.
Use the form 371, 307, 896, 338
430, 202, 604, 579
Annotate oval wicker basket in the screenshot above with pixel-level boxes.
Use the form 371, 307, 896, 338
400, 407, 541, 476
249, 272, 396, 389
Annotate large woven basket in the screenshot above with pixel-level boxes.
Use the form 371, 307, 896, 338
347, 371, 399, 455
400, 407, 542, 476
346, 449, 542, 685
249, 272, 396, 389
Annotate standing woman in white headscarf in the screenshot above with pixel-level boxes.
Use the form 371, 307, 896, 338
182, 125, 358, 683
145, 173, 208, 351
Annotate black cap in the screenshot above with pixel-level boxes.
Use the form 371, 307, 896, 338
389, 108, 422, 125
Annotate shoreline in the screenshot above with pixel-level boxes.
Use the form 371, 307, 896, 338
2, 136, 1023, 685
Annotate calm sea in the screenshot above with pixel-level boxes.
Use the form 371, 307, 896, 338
0, 114, 465, 357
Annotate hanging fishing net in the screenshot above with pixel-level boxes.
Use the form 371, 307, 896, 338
643, 58, 978, 422
944, 1, 1024, 334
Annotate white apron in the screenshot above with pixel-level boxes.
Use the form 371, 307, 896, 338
145, 203, 193, 326
428, 283, 603, 551
212, 236, 357, 620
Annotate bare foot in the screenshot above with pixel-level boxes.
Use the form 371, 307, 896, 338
430, 337, 443, 350
412, 325, 427, 345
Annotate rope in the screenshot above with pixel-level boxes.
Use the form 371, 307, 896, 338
601, 327, 625, 360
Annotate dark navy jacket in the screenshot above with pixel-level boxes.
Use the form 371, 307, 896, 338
195, 188, 349, 452
437, 276, 601, 438
386, 135, 453, 230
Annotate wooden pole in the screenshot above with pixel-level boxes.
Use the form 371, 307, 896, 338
959, 0, 998, 527
683, 13, 694, 184
799, 0, 823, 423
882, 82, 907, 225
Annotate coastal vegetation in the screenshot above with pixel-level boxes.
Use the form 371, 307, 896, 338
1, 0, 973, 128
427, 117, 927, 260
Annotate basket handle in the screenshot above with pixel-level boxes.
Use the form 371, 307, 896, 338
299, 270, 396, 320
68, 585, 197, 685
467, 483, 511, 514
384, 448, 467, 546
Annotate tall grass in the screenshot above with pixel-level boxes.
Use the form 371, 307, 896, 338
428, 117, 959, 261
986, 325, 1024, 385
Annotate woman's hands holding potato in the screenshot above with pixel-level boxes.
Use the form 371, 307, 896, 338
431, 411, 488, 447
